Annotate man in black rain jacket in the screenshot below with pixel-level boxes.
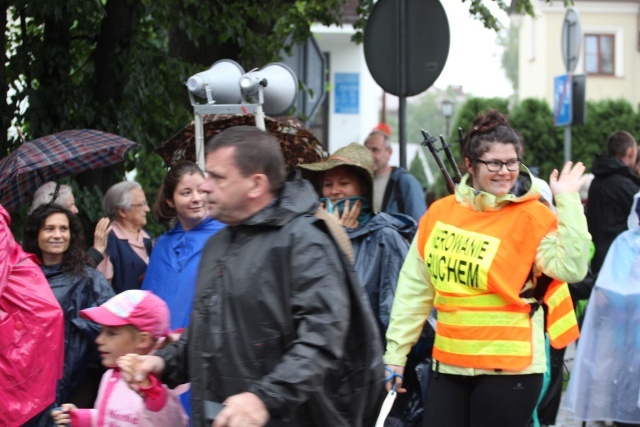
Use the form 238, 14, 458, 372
128, 126, 384, 427
587, 130, 640, 275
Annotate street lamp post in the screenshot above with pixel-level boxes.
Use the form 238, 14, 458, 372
441, 98, 454, 137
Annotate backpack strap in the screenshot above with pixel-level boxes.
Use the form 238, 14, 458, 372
381, 167, 405, 214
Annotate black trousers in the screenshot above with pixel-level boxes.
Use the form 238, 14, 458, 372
423, 372, 543, 427
536, 346, 566, 425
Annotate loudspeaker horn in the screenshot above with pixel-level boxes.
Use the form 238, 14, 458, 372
239, 63, 297, 116
187, 59, 245, 104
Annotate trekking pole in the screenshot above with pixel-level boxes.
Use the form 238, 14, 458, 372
421, 130, 455, 195
439, 134, 462, 185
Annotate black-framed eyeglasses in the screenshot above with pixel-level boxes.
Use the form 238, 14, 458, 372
475, 158, 521, 172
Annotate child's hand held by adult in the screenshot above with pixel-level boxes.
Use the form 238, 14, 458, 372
50, 404, 77, 426
118, 353, 152, 394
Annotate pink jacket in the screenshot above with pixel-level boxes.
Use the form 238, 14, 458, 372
0, 204, 64, 427
70, 369, 188, 427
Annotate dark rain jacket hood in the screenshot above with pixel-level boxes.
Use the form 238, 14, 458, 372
347, 212, 416, 339
591, 154, 636, 178
587, 154, 640, 273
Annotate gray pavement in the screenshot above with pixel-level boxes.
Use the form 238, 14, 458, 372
552, 342, 584, 427
554, 391, 607, 427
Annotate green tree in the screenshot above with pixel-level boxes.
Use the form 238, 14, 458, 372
572, 99, 638, 171
509, 98, 562, 180
449, 97, 510, 165
385, 88, 461, 195
386, 88, 462, 144
428, 174, 452, 202
1, 0, 576, 238
2, 0, 351, 237
353, 0, 572, 43
408, 151, 428, 190
497, 23, 519, 98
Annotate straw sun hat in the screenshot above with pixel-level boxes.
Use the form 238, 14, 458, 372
299, 142, 375, 211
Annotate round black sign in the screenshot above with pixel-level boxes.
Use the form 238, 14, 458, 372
561, 7, 582, 73
364, 0, 450, 97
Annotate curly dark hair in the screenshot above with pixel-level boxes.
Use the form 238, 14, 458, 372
153, 161, 204, 226
461, 109, 522, 170
23, 204, 88, 275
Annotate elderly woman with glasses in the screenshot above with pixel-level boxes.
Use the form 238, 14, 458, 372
97, 181, 152, 294
382, 110, 591, 427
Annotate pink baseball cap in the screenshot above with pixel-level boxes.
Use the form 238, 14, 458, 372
80, 290, 170, 339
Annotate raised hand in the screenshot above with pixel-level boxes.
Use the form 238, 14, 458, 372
549, 161, 588, 195
93, 217, 112, 254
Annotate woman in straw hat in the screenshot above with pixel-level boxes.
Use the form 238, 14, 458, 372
300, 142, 416, 341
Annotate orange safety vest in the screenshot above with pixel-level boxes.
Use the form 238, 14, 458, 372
417, 195, 579, 371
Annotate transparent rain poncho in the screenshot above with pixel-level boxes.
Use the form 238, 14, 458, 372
564, 228, 640, 424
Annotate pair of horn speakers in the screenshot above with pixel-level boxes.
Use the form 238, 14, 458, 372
186, 59, 297, 117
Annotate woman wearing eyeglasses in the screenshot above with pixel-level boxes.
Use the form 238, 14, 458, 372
383, 110, 591, 427
97, 181, 152, 294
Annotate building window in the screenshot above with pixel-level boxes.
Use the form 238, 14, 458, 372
584, 34, 615, 75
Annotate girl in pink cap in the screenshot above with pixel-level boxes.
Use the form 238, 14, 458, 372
51, 290, 189, 427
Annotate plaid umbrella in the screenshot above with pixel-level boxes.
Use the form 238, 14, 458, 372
156, 114, 327, 171
0, 129, 138, 213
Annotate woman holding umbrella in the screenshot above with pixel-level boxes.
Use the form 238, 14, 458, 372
22, 204, 115, 407
97, 181, 152, 294
142, 161, 224, 417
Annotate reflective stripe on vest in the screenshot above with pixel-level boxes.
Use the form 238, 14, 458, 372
434, 309, 534, 371
544, 280, 580, 348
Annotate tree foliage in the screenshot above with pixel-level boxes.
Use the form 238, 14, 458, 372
509, 98, 562, 180
386, 88, 464, 144
497, 23, 519, 97
2, 0, 351, 236
1, 0, 576, 237
450, 97, 640, 186
449, 97, 510, 161
353, 0, 570, 43
408, 151, 428, 190
572, 99, 639, 170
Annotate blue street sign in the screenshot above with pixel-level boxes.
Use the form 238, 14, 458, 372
334, 73, 359, 114
554, 74, 572, 127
